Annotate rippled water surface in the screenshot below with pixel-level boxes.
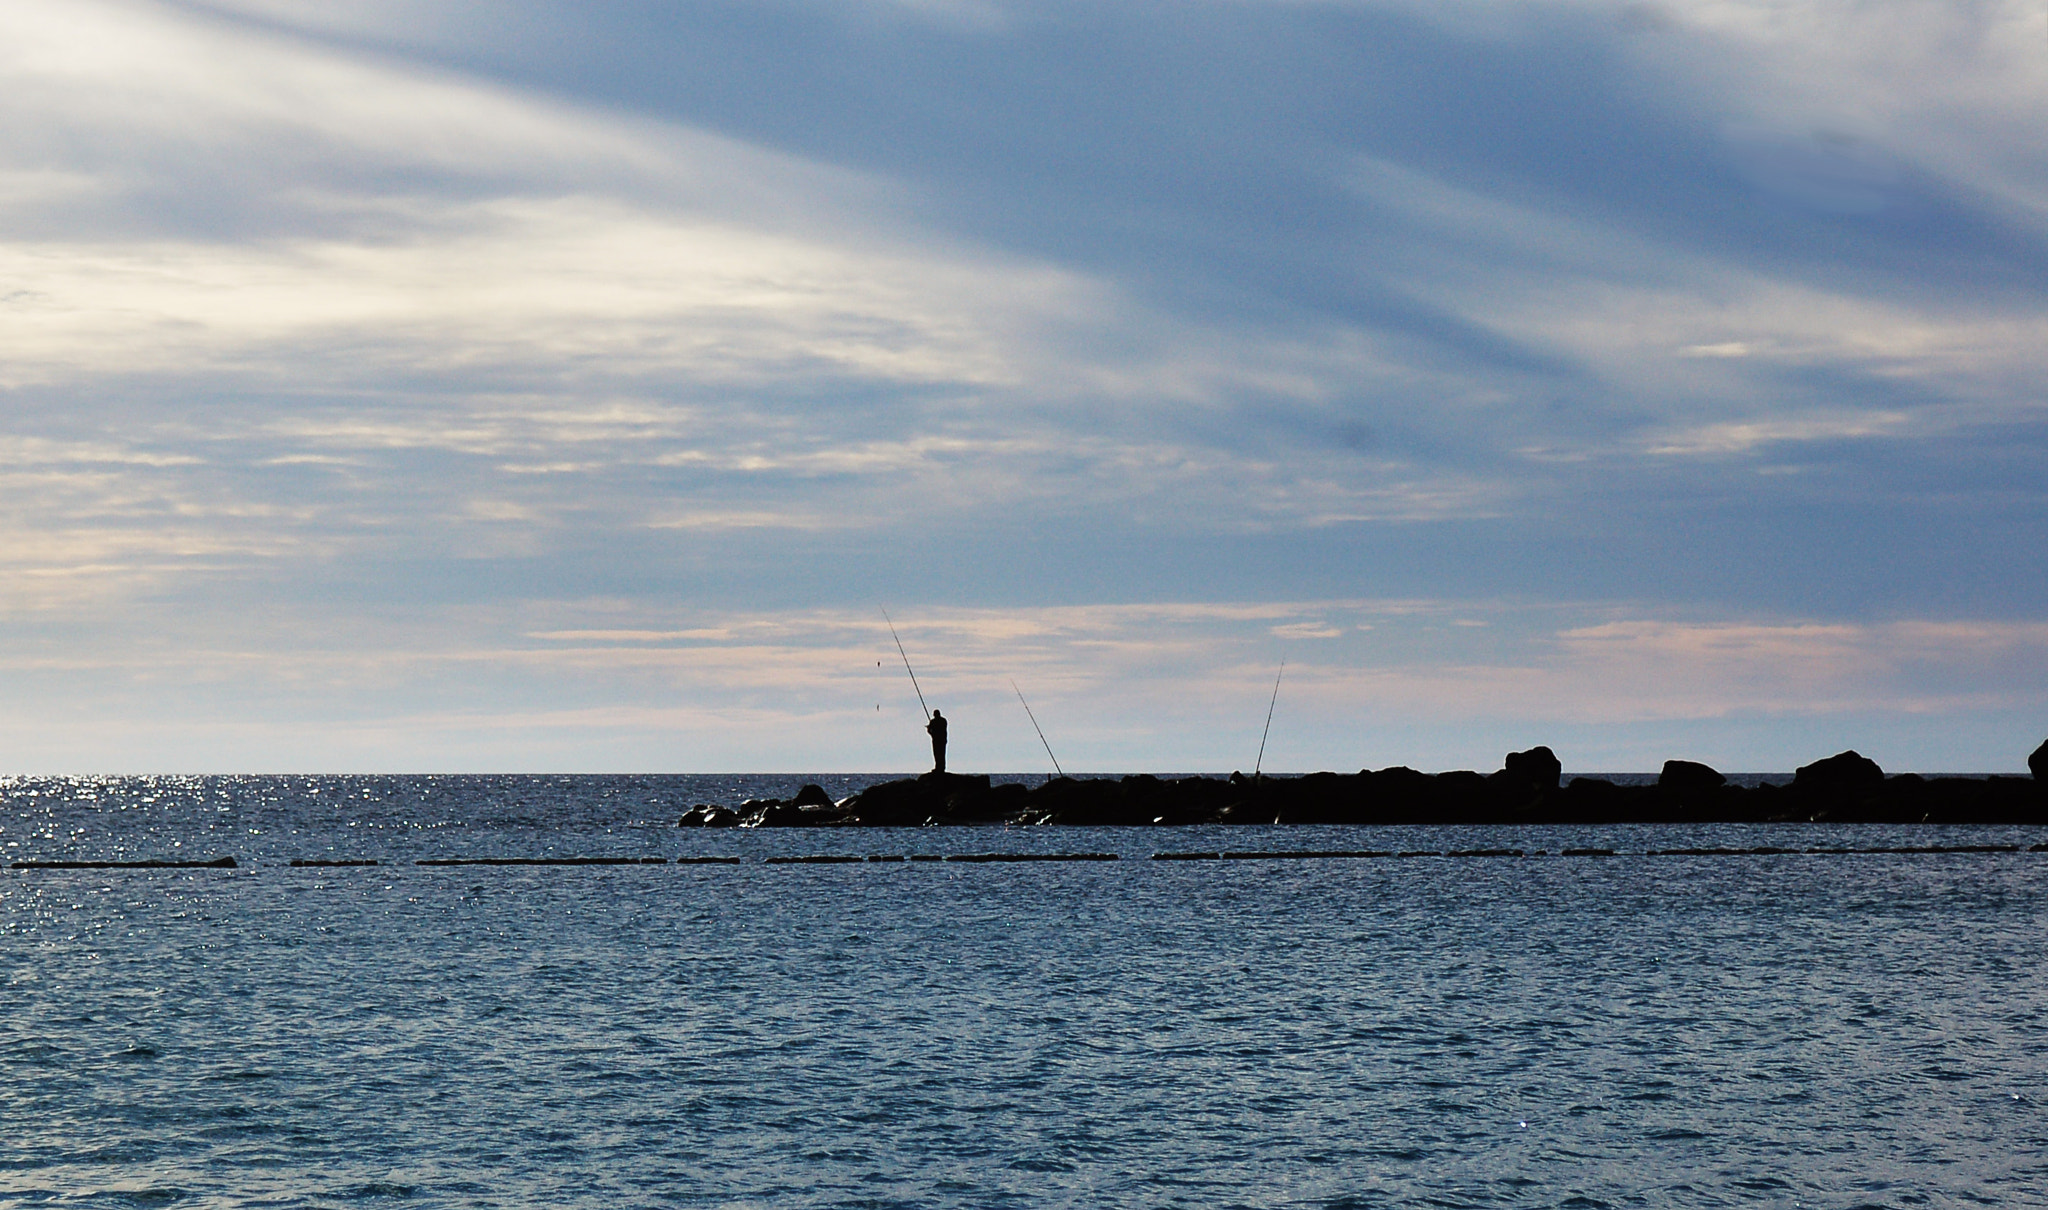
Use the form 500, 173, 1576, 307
4, 776, 2047, 1208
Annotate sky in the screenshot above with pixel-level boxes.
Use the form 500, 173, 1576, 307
3, 0, 2046, 774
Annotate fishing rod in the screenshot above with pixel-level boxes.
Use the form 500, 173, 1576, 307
1011, 679, 1064, 779
881, 608, 930, 721
1253, 660, 1285, 780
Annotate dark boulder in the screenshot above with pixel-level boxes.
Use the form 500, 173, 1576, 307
934, 774, 1008, 822
1165, 776, 1236, 824
1794, 750, 1885, 792
790, 783, 834, 808
1025, 776, 1141, 826
1125, 774, 1216, 825
1336, 766, 1464, 823
1366, 767, 1433, 817
734, 798, 782, 827
1274, 771, 1369, 824
1562, 776, 1632, 820
740, 797, 850, 827
2030, 737, 2048, 781
1501, 746, 1562, 793
1658, 760, 1726, 792
1216, 799, 1278, 824
839, 772, 996, 825
1434, 770, 1493, 820
1791, 751, 1886, 819
988, 782, 1031, 818
838, 777, 928, 825
678, 804, 739, 828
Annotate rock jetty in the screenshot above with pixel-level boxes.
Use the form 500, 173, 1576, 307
682, 744, 2047, 828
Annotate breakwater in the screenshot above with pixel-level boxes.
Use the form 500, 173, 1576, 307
682, 744, 2048, 828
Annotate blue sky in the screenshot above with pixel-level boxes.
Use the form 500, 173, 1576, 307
3, 0, 2045, 773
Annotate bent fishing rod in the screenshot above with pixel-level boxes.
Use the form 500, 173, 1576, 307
1253, 660, 1285, 780
1011, 679, 1064, 779
881, 608, 930, 721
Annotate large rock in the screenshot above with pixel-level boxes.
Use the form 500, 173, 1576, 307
1658, 760, 1726, 792
1022, 776, 1136, 826
2030, 737, 2048, 781
1500, 746, 1562, 793
840, 772, 996, 825
739, 796, 851, 827
790, 783, 834, 808
1793, 750, 1884, 792
1435, 770, 1493, 815
1368, 766, 1432, 798
1272, 771, 1365, 824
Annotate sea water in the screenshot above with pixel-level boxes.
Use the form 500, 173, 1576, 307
4, 775, 2046, 1208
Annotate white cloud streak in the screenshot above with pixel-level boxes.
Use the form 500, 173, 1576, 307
2, 0, 2046, 769
3, 597, 2044, 771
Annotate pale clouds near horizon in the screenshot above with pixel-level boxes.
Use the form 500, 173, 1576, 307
2, 0, 2045, 772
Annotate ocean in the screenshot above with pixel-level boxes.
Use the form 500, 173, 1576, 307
4, 775, 2045, 1208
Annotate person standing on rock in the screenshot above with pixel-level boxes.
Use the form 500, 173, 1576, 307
927, 709, 948, 774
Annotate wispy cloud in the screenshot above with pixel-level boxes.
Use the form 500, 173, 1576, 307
2, 0, 2046, 769
4, 596, 2044, 772
1644, 410, 1915, 456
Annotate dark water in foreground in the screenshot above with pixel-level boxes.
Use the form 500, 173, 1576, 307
4, 776, 2047, 1208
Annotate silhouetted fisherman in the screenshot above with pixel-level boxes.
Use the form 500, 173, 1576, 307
927, 709, 947, 774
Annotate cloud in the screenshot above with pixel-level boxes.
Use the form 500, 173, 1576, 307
0, 197, 1071, 388
1270, 622, 1345, 639
4, 595, 2044, 772
1644, 410, 1914, 456
2, 0, 2047, 769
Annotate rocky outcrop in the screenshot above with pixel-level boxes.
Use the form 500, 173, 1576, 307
2030, 737, 2048, 782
